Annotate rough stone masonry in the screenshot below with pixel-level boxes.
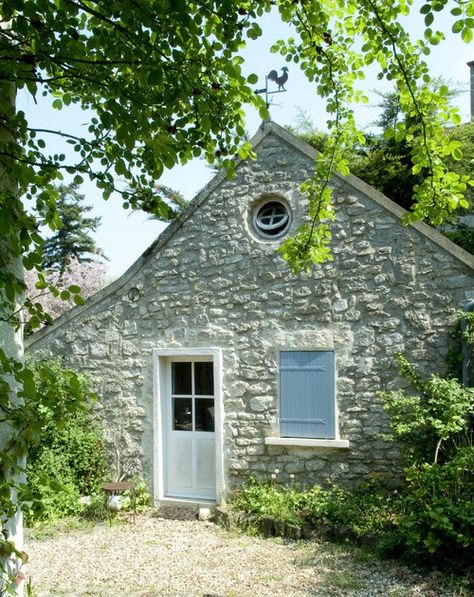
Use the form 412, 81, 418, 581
27, 121, 474, 501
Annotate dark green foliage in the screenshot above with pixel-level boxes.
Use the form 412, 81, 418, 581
444, 223, 474, 254
306, 483, 396, 539
352, 90, 473, 210
351, 109, 474, 253
292, 102, 474, 254
380, 354, 473, 465
351, 134, 422, 211
1, 1, 473, 589
230, 478, 396, 538
373, 92, 402, 130
351, 122, 474, 216
80, 493, 109, 521
122, 479, 151, 512
21, 360, 107, 523
126, 183, 188, 221
286, 129, 328, 154
443, 123, 474, 209
285, 110, 328, 154
392, 448, 474, 559
230, 478, 307, 526
42, 184, 106, 273
24, 451, 83, 522
379, 354, 474, 563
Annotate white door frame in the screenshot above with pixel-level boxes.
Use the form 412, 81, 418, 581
153, 347, 224, 504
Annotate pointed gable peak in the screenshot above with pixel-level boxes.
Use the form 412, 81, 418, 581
248, 121, 474, 272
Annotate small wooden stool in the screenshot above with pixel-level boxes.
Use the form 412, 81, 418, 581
102, 481, 137, 523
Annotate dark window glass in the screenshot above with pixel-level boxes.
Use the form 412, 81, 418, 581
194, 362, 214, 396
172, 362, 192, 395
173, 398, 192, 431
195, 398, 215, 432
255, 201, 290, 237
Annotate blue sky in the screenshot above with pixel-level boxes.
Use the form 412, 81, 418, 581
19, 6, 474, 279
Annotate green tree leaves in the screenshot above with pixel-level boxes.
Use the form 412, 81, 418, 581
21, 359, 107, 523
1, 0, 473, 276
380, 353, 474, 464
270, 0, 474, 270
1, 1, 474, 586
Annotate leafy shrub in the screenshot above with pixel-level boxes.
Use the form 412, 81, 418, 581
380, 354, 474, 465
24, 450, 82, 521
386, 447, 474, 561
230, 478, 307, 526
444, 224, 474, 255
379, 354, 473, 564
230, 478, 397, 542
307, 482, 398, 539
79, 479, 151, 521
21, 359, 107, 523
122, 479, 151, 512
81, 493, 109, 521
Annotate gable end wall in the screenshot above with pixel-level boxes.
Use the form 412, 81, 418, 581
28, 129, 474, 496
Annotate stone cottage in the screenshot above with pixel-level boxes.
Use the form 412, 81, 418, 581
27, 121, 474, 505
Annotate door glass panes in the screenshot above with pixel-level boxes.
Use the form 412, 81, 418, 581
173, 398, 192, 430
172, 362, 192, 395
195, 398, 215, 432
171, 361, 215, 433
195, 362, 214, 395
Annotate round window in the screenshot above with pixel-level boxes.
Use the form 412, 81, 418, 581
253, 200, 291, 239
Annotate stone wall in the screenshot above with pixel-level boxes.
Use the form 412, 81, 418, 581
27, 124, 474, 497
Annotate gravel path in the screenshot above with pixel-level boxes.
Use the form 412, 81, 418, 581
26, 510, 461, 596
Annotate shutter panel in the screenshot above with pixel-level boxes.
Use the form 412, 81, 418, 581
280, 351, 335, 439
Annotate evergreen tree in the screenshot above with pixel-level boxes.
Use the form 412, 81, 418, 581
127, 183, 188, 221
351, 86, 470, 212
42, 184, 106, 273
350, 91, 474, 252
351, 122, 474, 214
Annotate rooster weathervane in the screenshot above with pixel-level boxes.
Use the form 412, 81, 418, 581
255, 66, 289, 110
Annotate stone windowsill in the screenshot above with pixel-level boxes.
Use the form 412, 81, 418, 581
265, 437, 350, 449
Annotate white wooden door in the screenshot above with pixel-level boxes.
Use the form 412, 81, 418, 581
165, 359, 216, 500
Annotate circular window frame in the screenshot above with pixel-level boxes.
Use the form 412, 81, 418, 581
252, 197, 292, 240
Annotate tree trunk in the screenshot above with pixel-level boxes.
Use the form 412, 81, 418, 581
0, 68, 25, 595
0, 261, 25, 594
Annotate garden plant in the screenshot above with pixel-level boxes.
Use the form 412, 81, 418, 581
19, 359, 107, 524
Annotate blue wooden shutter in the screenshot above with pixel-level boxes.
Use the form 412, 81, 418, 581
280, 351, 335, 439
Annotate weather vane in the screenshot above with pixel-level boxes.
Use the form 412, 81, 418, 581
255, 66, 289, 109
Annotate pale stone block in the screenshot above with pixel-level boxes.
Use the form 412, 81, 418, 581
199, 507, 212, 521
90, 343, 108, 358
333, 299, 348, 312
